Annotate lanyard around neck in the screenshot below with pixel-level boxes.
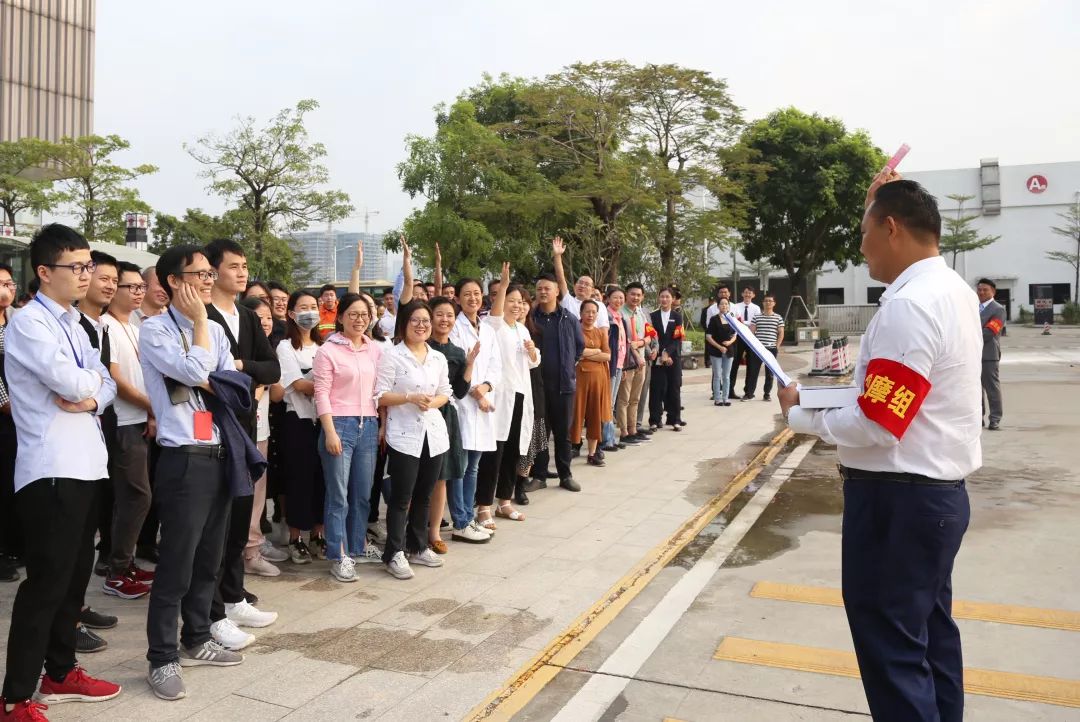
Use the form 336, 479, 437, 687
34, 296, 83, 368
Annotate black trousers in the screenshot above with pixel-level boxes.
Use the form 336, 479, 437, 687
137, 439, 161, 552
281, 411, 324, 532
729, 339, 752, 398
533, 385, 573, 481
211, 492, 254, 622
3, 478, 96, 703
648, 363, 681, 426
369, 439, 388, 524
476, 441, 505, 507
743, 345, 777, 396
842, 477, 970, 722
384, 441, 443, 562
0, 422, 21, 559
496, 393, 525, 501
147, 449, 230, 666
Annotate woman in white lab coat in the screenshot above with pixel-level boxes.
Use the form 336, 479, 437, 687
475, 262, 539, 525
448, 277, 503, 532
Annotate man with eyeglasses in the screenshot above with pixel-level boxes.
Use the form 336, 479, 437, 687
2, 224, 122, 717
101, 261, 156, 603
140, 244, 246, 701
134, 266, 169, 326
202, 239, 281, 649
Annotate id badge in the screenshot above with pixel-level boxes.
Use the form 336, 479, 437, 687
193, 410, 213, 441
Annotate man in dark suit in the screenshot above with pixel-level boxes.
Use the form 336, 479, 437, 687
976, 278, 1005, 430
648, 287, 683, 431
203, 240, 281, 648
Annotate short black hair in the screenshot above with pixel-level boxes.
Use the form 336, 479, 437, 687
117, 261, 142, 279
90, 249, 118, 271
869, 179, 941, 242
580, 298, 600, 313
30, 223, 89, 274
240, 296, 269, 313
266, 280, 288, 294
625, 281, 645, 293
245, 280, 271, 298
488, 279, 502, 293
976, 278, 996, 290
741, 285, 756, 293
456, 277, 483, 296
535, 272, 558, 286
762, 292, 776, 301
0, 262, 14, 276
318, 283, 337, 296
156, 244, 205, 300
203, 238, 246, 268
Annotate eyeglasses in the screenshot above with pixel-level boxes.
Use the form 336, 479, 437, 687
118, 283, 148, 293
179, 270, 219, 282
409, 318, 432, 327
0, 281, 15, 291
44, 262, 97, 276
345, 311, 371, 321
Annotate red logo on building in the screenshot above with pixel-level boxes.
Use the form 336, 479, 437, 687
1027, 175, 1048, 194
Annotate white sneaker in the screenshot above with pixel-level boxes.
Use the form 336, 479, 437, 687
386, 551, 414, 579
468, 520, 493, 538
259, 540, 290, 563
330, 556, 357, 583
409, 548, 444, 568
225, 599, 278, 628
351, 545, 383, 564
210, 618, 255, 650
243, 555, 281, 577
452, 524, 491, 544
367, 520, 388, 544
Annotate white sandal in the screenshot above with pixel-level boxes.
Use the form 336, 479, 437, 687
496, 503, 525, 521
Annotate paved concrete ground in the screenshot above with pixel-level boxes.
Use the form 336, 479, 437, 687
0, 348, 802, 720
519, 326, 1080, 721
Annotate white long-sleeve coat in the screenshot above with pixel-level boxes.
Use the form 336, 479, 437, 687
484, 314, 540, 455
449, 313, 503, 452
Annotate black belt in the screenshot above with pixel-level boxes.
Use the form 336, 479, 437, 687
171, 444, 226, 460
838, 465, 960, 486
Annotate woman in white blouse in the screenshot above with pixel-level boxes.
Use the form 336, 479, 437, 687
271, 291, 326, 565
448, 278, 503, 532
476, 263, 540, 524
374, 300, 452, 580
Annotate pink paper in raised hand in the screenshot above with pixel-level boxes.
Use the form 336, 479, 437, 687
885, 143, 910, 171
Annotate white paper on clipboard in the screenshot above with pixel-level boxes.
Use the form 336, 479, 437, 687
724, 312, 792, 388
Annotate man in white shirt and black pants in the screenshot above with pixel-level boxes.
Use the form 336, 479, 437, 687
3, 225, 122, 715
780, 175, 980, 722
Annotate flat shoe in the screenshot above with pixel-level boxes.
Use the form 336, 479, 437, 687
429, 539, 448, 554
495, 503, 525, 521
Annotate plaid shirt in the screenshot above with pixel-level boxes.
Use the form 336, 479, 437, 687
0, 321, 9, 407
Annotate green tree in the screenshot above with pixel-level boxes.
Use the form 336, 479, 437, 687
939, 193, 1000, 269
1047, 202, 1080, 304
628, 63, 743, 284
726, 107, 885, 300
150, 208, 245, 254
51, 134, 157, 244
0, 137, 63, 230
185, 99, 354, 276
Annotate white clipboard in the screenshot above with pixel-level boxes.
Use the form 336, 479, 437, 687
724, 312, 792, 388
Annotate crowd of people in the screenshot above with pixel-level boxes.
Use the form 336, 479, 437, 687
0, 227, 760, 719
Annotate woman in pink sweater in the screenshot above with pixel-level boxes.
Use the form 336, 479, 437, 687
313, 293, 384, 584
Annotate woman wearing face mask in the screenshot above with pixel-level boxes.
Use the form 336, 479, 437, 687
313, 294, 384, 583
571, 300, 612, 466
449, 278, 502, 532
478, 262, 540, 523
273, 291, 326, 564
375, 301, 452, 579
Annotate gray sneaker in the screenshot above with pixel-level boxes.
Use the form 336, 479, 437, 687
330, 556, 358, 582
179, 639, 245, 667
351, 545, 383, 564
148, 661, 186, 700
408, 548, 444, 568
386, 551, 414, 579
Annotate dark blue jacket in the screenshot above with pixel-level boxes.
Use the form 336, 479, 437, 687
206, 370, 266, 498
531, 304, 585, 395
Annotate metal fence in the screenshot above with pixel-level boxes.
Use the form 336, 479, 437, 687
816, 305, 879, 334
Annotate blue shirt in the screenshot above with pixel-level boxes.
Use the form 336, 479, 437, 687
4, 292, 117, 492
139, 309, 234, 447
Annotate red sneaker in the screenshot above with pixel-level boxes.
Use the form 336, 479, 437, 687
0, 698, 49, 721
102, 572, 150, 600
127, 563, 154, 585
36, 666, 120, 704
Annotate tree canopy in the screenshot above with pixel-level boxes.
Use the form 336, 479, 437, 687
939, 193, 1000, 269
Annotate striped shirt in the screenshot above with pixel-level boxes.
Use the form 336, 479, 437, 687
752, 313, 784, 347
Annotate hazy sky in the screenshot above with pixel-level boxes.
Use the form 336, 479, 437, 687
95, 0, 1080, 237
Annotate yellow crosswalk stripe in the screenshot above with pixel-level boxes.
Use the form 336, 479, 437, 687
715, 637, 1080, 708
750, 581, 1080, 632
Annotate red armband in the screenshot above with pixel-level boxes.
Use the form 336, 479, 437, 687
857, 358, 932, 440
985, 317, 1003, 335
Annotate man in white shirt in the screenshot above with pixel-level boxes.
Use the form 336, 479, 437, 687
134, 266, 169, 326
378, 291, 397, 338
3, 224, 121, 713
779, 174, 980, 722
551, 236, 610, 328
729, 285, 762, 400
102, 261, 156, 599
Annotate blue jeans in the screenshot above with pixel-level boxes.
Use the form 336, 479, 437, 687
711, 357, 734, 402
447, 449, 483, 530
318, 416, 378, 560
